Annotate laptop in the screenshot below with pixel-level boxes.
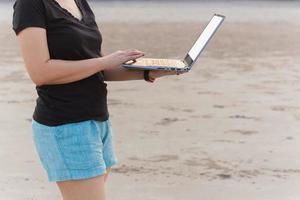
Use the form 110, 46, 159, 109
122, 14, 225, 72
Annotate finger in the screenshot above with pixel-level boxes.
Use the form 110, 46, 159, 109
127, 53, 145, 61
125, 49, 144, 56
127, 52, 144, 58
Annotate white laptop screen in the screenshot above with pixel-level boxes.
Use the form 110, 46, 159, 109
188, 15, 224, 61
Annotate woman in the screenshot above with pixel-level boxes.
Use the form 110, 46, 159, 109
12, 0, 184, 199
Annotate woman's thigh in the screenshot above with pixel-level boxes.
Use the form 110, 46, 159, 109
56, 167, 112, 200
104, 167, 111, 183
56, 174, 106, 200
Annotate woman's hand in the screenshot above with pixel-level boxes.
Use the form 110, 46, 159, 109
148, 70, 187, 79
101, 49, 144, 70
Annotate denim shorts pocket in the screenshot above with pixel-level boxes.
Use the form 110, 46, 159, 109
54, 121, 104, 170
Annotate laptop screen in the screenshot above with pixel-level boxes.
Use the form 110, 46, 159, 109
185, 14, 225, 66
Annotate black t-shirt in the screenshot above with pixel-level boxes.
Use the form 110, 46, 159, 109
12, 0, 109, 126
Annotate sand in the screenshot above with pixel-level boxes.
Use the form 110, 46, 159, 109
1, 1, 300, 200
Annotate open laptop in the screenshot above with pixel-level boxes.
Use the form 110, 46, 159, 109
122, 14, 225, 72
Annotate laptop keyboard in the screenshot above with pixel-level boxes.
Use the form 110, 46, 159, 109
137, 58, 185, 67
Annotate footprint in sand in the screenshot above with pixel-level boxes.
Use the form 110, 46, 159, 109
161, 105, 178, 112
182, 108, 194, 113
197, 91, 222, 96
155, 117, 183, 126
201, 115, 213, 119
146, 154, 179, 162
184, 159, 203, 167
217, 174, 232, 179
107, 98, 122, 105
271, 105, 300, 112
190, 115, 214, 119
112, 165, 151, 174
213, 139, 236, 144
225, 129, 259, 135
271, 105, 286, 111
128, 154, 179, 163
238, 169, 262, 178
108, 98, 134, 106
285, 136, 294, 140
3, 100, 20, 104
161, 106, 194, 113
214, 105, 225, 109
229, 115, 261, 121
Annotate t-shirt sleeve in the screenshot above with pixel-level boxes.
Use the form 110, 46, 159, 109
12, 0, 47, 35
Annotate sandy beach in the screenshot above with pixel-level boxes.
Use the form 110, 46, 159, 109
1, 1, 300, 199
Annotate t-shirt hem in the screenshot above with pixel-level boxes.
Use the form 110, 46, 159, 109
32, 113, 109, 127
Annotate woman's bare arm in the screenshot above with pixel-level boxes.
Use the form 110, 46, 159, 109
17, 27, 144, 86
103, 66, 144, 81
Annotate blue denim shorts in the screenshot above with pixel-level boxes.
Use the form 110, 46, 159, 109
31, 119, 118, 182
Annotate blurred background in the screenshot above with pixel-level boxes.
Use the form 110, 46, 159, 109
0, 0, 300, 200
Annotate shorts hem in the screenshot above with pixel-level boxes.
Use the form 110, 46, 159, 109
48, 166, 107, 182
106, 159, 118, 169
